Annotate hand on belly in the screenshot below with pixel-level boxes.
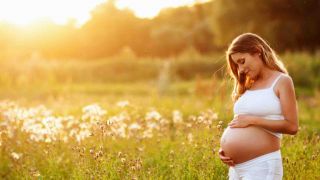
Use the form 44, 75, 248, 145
220, 126, 280, 164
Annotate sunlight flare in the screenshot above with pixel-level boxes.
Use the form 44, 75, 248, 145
0, 0, 105, 26
0, 0, 209, 27
116, 0, 211, 18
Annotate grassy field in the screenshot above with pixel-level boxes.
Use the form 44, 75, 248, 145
0, 53, 319, 179
0, 80, 319, 179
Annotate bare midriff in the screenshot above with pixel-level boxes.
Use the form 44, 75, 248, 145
220, 126, 280, 164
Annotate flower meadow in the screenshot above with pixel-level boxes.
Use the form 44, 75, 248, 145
0, 99, 225, 179
0, 51, 319, 179
0, 95, 319, 179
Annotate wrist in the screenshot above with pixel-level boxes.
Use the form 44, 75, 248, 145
248, 116, 258, 125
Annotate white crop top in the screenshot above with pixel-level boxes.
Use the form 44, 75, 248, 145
233, 73, 285, 138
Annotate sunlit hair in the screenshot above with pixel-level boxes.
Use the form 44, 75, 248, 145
226, 33, 288, 101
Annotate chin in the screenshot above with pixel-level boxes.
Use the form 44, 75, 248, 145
248, 73, 257, 80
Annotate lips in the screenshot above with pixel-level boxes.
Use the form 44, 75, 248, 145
245, 71, 253, 79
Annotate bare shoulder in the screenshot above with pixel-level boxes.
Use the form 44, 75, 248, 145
279, 74, 294, 87
276, 74, 295, 97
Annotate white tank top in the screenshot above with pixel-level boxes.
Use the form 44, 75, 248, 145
233, 73, 285, 138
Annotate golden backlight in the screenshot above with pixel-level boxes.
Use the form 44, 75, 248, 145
0, 0, 209, 27
0, 0, 105, 26
116, 0, 210, 19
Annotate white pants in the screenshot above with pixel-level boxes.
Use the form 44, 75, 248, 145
228, 150, 283, 180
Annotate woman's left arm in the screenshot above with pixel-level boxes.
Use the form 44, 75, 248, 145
229, 75, 299, 135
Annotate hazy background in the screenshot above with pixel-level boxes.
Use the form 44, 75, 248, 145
1, 0, 320, 58
0, 0, 319, 95
0, 0, 319, 178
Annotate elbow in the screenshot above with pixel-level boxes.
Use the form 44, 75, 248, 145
288, 125, 299, 135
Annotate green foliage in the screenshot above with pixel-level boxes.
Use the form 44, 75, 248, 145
211, 0, 320, 51
282, 52, 320, 89
0, 52, 318, 91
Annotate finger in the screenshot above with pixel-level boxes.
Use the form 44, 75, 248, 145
219, 155, 232, 160
220, 157, 231, 161
222, 158, 233, 163
228, 124, 237, 128
229, 123, 240, 128
228, 122, 235, 126
222, 160, 234, 164
223, 160, 235, 164
219, 153, 230, 158
223, 161, 235, 166
229, 120, 237, 124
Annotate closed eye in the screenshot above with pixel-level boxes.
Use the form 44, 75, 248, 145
237, 58, 245, 64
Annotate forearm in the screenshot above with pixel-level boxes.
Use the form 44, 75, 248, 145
249, 117, 298, 135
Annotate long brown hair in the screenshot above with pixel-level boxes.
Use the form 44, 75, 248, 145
226, 33, 288, 101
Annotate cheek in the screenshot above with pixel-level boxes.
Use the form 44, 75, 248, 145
248, 61, 259, 70
245, 64, 253, 72
249, 65, 256, 71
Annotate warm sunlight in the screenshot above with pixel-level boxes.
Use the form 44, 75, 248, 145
116, 0, 211, 19
0, 0, 105, 26
0, 0, 209, 27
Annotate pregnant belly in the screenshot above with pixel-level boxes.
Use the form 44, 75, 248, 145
220, 126, 280, 164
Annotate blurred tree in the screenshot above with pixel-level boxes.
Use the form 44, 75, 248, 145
151, 1, 215, 56
150, 25, 189, 57
127, 19, 153, 57
211, 0, 320, 52
1, 0, 319, 59
191, 19, 215, 53
80, 1, 140, 58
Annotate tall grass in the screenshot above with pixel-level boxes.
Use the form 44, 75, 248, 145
0, 52, 319, 179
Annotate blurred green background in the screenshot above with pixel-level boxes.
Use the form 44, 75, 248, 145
0, 0, 319, 179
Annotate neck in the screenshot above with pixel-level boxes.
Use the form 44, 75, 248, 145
256, 67, 273, 81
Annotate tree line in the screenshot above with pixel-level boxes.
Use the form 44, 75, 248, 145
0, 0, 319, 59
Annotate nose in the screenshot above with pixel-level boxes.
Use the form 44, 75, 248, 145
238, 66, 245, 74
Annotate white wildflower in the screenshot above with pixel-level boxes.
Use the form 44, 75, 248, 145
82, 104, 107, 122
172, 110, 183, 124
142, 129, 153, 138
116, 100, 130, 108
145, 110, 162, 121
128, 123, 141, 131
147, 122, 159, 130
11, 152, 22, 160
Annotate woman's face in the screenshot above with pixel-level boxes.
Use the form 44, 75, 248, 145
230, 52, 263, 80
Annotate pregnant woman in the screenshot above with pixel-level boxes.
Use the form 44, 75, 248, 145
219, 33, 299, 179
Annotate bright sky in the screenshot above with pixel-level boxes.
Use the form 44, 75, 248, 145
0, 0, 210, 27
116, 0, 210, 18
